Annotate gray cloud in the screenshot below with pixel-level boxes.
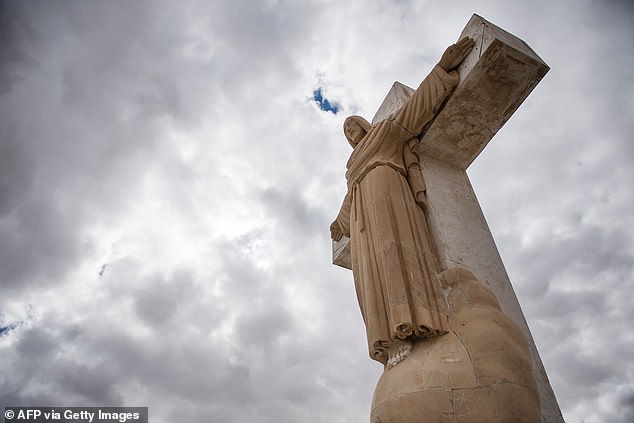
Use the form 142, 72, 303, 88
1, 1, 632, 422
134, 270, 196, 327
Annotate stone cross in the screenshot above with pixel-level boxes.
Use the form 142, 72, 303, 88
333, 15, 563, 422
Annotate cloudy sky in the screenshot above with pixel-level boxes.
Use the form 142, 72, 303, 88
1, 0, 632, 422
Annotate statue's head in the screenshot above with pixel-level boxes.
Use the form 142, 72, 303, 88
344, 115, 371, 148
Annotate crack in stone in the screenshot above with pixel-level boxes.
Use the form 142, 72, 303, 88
478, 23, 487, 58
452, 330, 477, 384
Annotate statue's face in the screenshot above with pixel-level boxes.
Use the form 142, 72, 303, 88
346, 120, 365, 145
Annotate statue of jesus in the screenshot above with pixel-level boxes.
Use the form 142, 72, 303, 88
330, 37, 475, 366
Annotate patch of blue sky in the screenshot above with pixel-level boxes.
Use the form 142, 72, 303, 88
313, 88, 339, 114
0, 321, 22, 337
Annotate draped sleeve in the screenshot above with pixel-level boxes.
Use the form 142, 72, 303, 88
394, 65, 459, 137
335, 190, 352, 237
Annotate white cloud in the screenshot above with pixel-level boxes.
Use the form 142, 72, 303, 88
1, 0, 633, 422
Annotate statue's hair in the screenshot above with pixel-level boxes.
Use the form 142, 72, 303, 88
344, 115, 371, 147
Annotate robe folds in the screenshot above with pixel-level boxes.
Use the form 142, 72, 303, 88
336, 66, 459, 364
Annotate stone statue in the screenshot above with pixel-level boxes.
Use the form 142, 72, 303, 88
330, 37, 475, 366
329, 15, 561, 422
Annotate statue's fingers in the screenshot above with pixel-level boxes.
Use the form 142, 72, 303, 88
462, 39, 475, 50
456, 36, 471, 46
460, 42, 474, 56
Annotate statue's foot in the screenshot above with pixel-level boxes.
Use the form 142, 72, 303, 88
386, 339, 413, 368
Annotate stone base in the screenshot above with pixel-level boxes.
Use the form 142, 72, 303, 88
370, 268, 540, 423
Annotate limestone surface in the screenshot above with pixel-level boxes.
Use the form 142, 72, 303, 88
330, 37, 475, 364
330, 14, 561, 423
417, 14, 550, 169
370, 269, 540, 423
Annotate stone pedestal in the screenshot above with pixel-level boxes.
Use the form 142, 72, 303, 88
371, 269, 540, 423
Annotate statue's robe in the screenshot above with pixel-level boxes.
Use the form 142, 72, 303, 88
335, 66, 459, 364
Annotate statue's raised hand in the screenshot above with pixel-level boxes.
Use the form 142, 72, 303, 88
438, 37, 475, 72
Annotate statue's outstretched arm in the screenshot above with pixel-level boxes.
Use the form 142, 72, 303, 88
394, 38, 474, 136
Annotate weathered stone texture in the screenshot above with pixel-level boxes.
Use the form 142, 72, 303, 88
332, 14, 562, 423
417, 14, 549, 169
371, 269, 541, 423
